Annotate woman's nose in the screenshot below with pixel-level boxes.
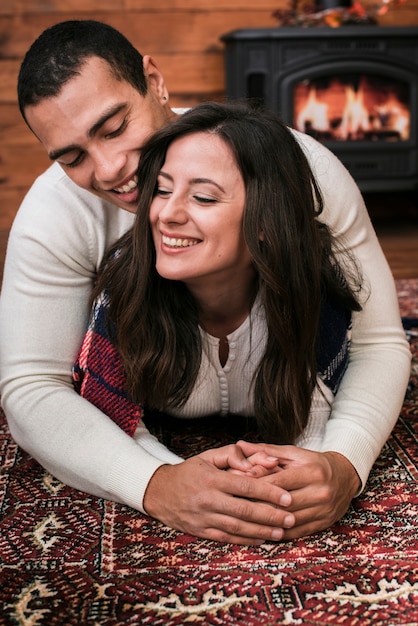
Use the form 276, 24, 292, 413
157, 195, 187, 223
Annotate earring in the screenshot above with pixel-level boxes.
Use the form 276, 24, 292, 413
163, 96, 167, 101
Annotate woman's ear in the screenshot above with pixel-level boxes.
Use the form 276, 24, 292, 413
259, 231, 265, 241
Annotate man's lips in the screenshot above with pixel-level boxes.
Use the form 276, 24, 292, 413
113, 175, 138, 194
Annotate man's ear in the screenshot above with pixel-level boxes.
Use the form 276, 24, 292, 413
142, 55, 169, 104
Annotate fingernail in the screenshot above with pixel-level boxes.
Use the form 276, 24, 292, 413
271, 528, 284, 541
279, 493, 291, 507
284, 514, 295, 528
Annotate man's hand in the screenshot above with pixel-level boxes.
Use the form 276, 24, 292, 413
143, 443, 294, 545
209, 445, 283, 478
236, 441, 361, 539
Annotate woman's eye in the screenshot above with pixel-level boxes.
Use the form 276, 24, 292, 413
156, 188, 172, 197
195, 195, 216, 204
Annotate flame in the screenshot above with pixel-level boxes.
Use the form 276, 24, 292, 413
338, 85, 370, 140
295, 76, 410, 141
296, 87, 330, 133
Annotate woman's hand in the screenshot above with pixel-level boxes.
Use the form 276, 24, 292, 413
142, 443, 294, 545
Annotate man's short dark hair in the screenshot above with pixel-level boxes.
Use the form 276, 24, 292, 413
18, 20, 147, 121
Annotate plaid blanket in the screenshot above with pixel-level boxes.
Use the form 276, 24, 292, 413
73, 292, 143, 436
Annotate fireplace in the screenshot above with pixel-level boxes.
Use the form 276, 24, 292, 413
221, 26, 418, 192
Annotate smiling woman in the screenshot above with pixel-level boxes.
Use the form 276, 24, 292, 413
86, 100, 361, 432
72, 100, 411, 544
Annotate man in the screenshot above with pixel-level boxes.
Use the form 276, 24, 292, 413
0, 20, 410, 544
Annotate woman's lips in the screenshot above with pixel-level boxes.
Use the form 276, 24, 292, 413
162, 235, 200, 248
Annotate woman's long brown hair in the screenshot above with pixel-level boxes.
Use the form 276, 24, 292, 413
92, 102, 363, 444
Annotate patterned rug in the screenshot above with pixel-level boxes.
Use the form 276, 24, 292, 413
1, 279, 417, 626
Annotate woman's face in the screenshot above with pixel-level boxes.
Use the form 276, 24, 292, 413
150, 131, 253, 290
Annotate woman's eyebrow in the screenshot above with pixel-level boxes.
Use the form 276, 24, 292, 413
158, 170, 225, 192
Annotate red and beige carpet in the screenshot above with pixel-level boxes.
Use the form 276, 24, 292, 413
1, 279, 417, 625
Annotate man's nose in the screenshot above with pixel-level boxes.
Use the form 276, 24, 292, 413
92, 148, 127, 185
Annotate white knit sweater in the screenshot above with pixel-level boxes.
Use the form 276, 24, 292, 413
167, 298, 335, 454
0, 130, 411, 513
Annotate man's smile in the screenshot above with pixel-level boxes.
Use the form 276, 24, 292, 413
113, 174, 138, 194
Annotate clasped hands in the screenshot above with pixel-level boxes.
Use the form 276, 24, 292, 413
143, 440, 361, 545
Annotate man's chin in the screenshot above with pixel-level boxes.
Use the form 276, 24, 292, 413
114, 199, 138, 214
97, 190, 138, 213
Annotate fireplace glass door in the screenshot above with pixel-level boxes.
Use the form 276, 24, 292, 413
293, 73, 410, 143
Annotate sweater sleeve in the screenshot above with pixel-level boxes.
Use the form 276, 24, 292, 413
294, 131, 412, 490
0, 165, 181, 513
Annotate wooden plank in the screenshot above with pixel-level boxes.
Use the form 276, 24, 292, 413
0, 11, 280, 57
0, 0, 282, 14
0, 142, 50, 188
0, 62, 21, 104
1, 0, 417, 17
79, 11, 280, 53
0, 0, 125, 13
0, 48, 227, 102
1, 10, 416, 63
2, 0, 417, 16
0, 104, 38, 146
156, 51, 225, 93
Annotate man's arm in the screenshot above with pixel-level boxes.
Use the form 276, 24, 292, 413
0, 165, 161, 510
304, 132, 411, 485
259, 133, 412, 538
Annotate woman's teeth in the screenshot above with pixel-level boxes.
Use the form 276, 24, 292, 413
162, 235, 199, 248
114, 175, 138, 194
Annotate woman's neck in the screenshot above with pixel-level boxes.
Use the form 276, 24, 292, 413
195, 276, 257, 340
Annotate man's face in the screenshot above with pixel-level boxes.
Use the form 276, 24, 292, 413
24, 56, 175, 212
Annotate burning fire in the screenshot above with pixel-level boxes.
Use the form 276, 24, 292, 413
295, 75, 410, 141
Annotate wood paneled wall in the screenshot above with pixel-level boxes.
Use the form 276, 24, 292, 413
1, 0, 418, 245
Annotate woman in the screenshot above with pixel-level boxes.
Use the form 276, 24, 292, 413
74, 101, 410, 542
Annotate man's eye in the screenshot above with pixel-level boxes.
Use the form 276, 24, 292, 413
62, 153, 85, 169
105, 118, 128, 139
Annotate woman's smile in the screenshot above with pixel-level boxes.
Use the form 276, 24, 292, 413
161, 234, 200, 249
